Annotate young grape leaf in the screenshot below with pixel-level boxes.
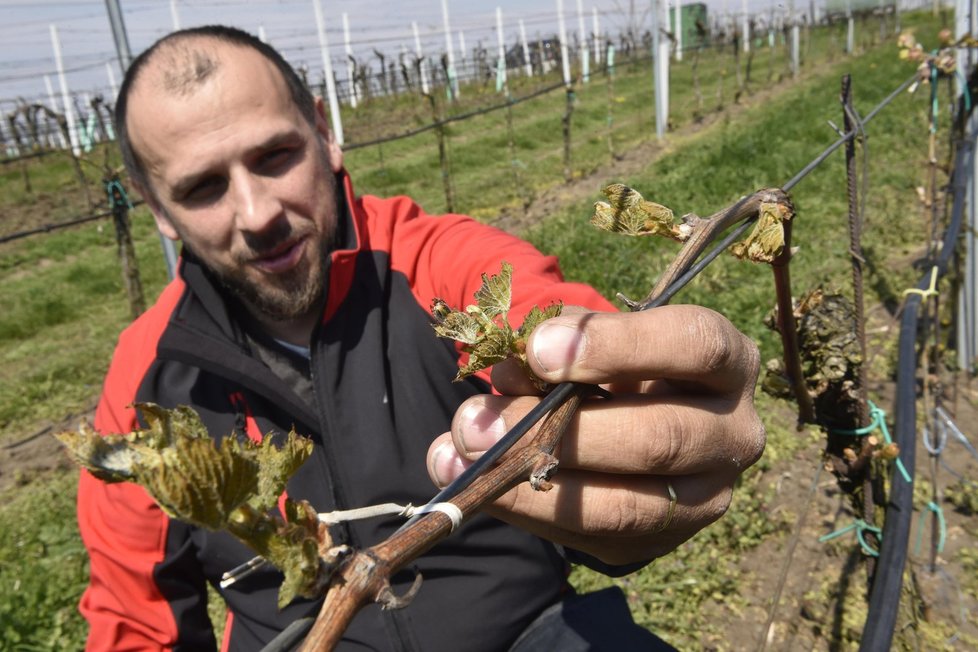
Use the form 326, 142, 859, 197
590, 183, 680, 239
138, 435, 259, 530
456, 326, 512, 380
253, 432, 314, 513
473, 261, 513, 321
431, 303, 483, 345
730, 201, 792, 263
56, 403, 326, 608
516, 303, 564, 340
431, 262, 561, 387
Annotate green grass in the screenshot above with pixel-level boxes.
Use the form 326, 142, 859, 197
0, 210, 170, 444
0, 471, 89, 649
0, 10, 954, 650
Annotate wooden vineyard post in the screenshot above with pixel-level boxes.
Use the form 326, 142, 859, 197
562, 87, 575, 182
425, 93, 455, 213
106, 176, 145, 319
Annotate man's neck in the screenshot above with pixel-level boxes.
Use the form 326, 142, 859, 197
240, 295, 323, 349
251, 311, 318, 349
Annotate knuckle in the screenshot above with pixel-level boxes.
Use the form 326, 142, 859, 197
584, 488, 647, 534
700, 488, 733, 525
742, 334, 761, 383
694, 311, 736, 375
742, 414, 767, 468
642, 404, 688, 470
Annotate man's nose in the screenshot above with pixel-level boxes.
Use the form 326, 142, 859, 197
232, 171, 282, 233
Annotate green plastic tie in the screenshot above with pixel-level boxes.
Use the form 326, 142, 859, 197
914, 500, 947, 557
830, 401, 912, 484
819, 518, 882, 557
105, 179, 133, 210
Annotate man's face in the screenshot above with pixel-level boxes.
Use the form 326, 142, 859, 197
127, 42, 343, 322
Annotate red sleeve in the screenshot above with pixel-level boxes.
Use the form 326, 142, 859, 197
76, 281, 189, 651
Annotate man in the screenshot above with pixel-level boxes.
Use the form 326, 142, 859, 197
78, 25, 764, 651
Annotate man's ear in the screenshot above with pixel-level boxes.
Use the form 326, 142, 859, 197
314, 96, 344, 173
136, 183, 180, 241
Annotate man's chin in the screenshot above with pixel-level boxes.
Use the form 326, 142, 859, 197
218, 268, 324, 323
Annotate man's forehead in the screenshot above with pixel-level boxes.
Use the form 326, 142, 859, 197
135, 37, 264, 97
124, 36, 312, 196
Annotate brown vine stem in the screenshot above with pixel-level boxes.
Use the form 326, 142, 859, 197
298, 188, 794, 651
770, 216, 816, 426
621, 187, 792, 312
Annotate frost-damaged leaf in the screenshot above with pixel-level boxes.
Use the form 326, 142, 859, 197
56, 403, 326, 608
590, 183, 679, 239
730, 201, 793, 263
139, 436, 258, 529
55, 424, 139, 482
139, 402, 210, 447
431, 305, 483, 345
230, 500, 328, 608
252, 431, 314, 513
516, 303, 563, 340
456, 326, 512, 381
431, 262, 561, 385
473, 261, 513, 321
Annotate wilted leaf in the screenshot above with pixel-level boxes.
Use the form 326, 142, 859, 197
139, 402, 210, 448
473, 261, 513, 321
432, 262, 561, 385
457, 326, 512, 380
252, 431, 314, 513
55, 425, 139, 482
730, 201, 792, 263
138, 436, 258, 529
432, 308, 483, 345
516, 303, 564, 340
56, 403, 326, 609
590, 183, 679, 239
237, 500, 326, 608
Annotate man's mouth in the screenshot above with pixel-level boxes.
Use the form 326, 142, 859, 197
250, 236, 308, 274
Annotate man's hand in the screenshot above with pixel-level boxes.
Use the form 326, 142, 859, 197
426, 306, 764, 566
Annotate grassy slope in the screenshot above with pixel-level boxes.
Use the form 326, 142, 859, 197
0, 12, 952, 649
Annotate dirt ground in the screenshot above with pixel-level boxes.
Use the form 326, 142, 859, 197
0, 405, 92, 492
710, 375, 978, 650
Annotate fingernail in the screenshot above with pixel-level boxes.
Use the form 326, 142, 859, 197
457, 403, 507, 455
531, 321, 586, 373
430, 441, 469, 487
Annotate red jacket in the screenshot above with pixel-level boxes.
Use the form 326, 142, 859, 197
78, 173, 615, 651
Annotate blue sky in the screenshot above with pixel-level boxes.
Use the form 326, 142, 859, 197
0, 0, 803, 109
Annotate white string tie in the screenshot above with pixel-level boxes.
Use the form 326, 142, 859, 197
410, 502, 464, 532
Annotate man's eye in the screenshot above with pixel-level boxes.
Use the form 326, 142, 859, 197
260, 148, 296, 172
184, 177, 225, 202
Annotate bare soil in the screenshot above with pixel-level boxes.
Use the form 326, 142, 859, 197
0, 407, 92, 492
711, 379, 978, 650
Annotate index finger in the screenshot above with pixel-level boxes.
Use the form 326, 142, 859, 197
526, 306, 759, 396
